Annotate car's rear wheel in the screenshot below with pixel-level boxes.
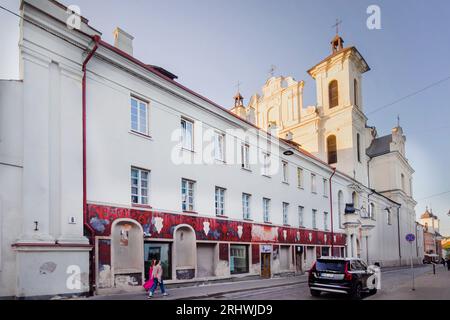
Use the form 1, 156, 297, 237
351, 283, 363, 300
310, 289, 321, 297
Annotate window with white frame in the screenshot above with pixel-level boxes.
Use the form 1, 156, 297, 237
181, 179, 195, 211
181, 118, 194, 151
130, 97, 148, 135
242, 193, 251, 220
311, 173, 317, 193
215, 187, 226, 216
312, 209, 317, 229
297, 167, 304, 189
298, 206, 304, 227
241, 143, 250, 170
263, 198, 270, 223
282, 161, 289, 183
262, 153, 270, 176
283, 202, 289, 225
131, 167, 149, 205
324, 212, 329, 231
214, 132, 225, 161
323, 178, 328, 197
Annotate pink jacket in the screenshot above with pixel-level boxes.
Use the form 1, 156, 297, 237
143, 267, 154, 290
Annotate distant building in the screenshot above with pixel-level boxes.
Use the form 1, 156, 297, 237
419, 208, 443, 258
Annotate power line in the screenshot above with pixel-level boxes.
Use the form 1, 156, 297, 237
417, 190, 450, 201
367, 75, 450, 115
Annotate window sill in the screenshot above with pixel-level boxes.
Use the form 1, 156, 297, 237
311, 192, 317, 195
282, 181, 289, 185
243, 218, 253, 222
181, 147, 195, 153
262, 174, 271, 179
129, 130, 153, 140
298, 187, 304, 190
283, 224, 291, 227
183, 210, 198, 215
132, 203, 152, 209
216, 215, 228, 219
241, 167, 252, 172
264, 221, 272, 225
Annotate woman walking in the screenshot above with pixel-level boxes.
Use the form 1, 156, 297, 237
148, 260, 168, 298
143, 259, 156, 295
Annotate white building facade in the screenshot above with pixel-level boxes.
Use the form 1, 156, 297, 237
0, 1, 422, 298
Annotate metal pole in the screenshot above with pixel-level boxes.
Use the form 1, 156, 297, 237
410, 242, 415, 291
329, 169, 336, 255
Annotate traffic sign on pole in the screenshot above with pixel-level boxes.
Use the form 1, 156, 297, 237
406, 233, 416, 291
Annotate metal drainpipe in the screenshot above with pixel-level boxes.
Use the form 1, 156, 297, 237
329, 168, 336, 255
397, 205, 402, 266
82, 34, 101, 295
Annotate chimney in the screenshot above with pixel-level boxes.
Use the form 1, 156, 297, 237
113, 27, 134, 56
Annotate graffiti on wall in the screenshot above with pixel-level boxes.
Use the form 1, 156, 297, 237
87, 204, 346, 246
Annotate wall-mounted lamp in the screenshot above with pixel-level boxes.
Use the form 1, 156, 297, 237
283, 148, 294, 156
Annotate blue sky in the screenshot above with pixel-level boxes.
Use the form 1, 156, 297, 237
1, 0, 449, 234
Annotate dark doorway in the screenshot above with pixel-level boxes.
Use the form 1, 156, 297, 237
144, 242, 172, 280
261, 253, 271, 279
296, 246, 303, 273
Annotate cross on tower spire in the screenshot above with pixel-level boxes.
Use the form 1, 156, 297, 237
236, 80, 242, 93
330, 19, 344, 53
332, 18, 342, 35
233, 80, 244, 108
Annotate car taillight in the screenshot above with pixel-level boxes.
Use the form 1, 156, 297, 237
344, 262, 352, 280
308, 262, 317, 279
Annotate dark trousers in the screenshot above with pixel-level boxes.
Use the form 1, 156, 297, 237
149, 278, 166, 294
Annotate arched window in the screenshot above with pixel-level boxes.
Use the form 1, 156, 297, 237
354, 79, 358, 107
328, 80, 339, 108
327, 135, 337, 164
356, 133, 361, 162
369, 203, 375, 219
352, 191, 359, 209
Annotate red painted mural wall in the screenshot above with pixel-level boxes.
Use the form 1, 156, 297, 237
87, 204, 346, 246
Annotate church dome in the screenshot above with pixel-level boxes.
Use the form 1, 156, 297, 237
420, 208, 435, 219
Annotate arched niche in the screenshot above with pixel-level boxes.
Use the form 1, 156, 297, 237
111, 219, 144, 286
173, 224, 196, 280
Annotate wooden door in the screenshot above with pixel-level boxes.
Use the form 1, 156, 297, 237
260, 253, 271, 278
296, 252, 303, 273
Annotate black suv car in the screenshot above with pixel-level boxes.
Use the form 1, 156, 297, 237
308, 257, 378, 299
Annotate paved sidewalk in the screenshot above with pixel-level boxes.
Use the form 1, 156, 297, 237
369, 265, 450, 300
88, 275, 308, 300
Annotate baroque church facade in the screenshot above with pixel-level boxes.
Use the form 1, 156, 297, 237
232, 35, 422, 268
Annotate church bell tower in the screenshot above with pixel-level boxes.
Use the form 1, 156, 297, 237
306, 32, 371, 183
